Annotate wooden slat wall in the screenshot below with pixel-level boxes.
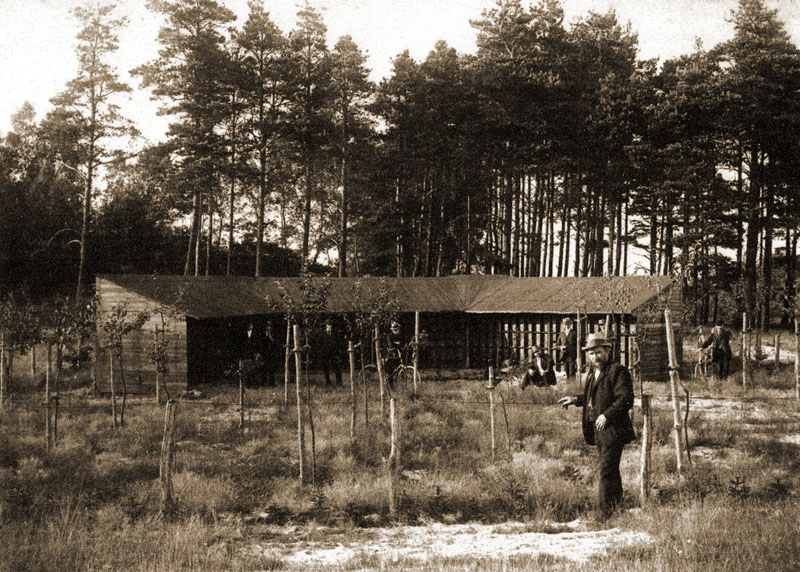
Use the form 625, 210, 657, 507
96, 278, 187, 393
463, 313, 673, 379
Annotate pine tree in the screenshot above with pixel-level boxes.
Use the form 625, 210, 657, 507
50, 3, 135, 299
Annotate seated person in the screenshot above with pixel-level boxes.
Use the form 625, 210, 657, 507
520, 345, 557, 388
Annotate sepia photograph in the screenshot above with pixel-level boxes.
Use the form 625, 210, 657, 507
2, 0, 800, 569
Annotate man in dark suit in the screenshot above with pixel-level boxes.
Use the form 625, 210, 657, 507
520, 345, 557, 388
260, 320, 278, 386
701, 323, 732, 379
556, 317, 577, 378
315, 319, 343, 386
242, 321, 264, 385
558, 332, 636, 520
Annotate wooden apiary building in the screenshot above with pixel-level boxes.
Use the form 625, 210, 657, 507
95, 274, 681, 392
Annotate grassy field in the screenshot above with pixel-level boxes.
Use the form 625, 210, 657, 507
1, 345, 799, 571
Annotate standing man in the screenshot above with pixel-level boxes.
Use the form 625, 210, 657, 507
260, 320, 278, 386
556, 317, 577, 378
385, 321, 405, 387
701, 323, 732, 379
558, 332, 635, 520
316, 319, 343, 386
242, 321, 264, 385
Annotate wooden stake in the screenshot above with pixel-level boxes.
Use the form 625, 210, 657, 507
46, 343, 51, 403
238, 359, 245, 431
44, 399, 52, 452
489, 369, 496, 462
348, 341, 356, 444
1, 332, 5, 409
293, 324, 305, 484
742, 312, 748, 390
639, 394, 651, 504
110, 352, 117, 429
774, 333, 780, 369
159, 399, 178, 517
388, 397, 399, 518
795, 318, 800, 401
414, 311, 420, 395
575, 309, 582, 381
362, 346, 369, 428
52, 396, 59, 445
284, 320, 292, 405
154, 327, 160, 405
664, 307, 684, 476
375, 325, 386, 419
664, 307, 683, 475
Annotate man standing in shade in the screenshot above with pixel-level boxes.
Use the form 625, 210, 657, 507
316, 319, 343, 386
558, 332, 635, 520
556, 317, 577, 378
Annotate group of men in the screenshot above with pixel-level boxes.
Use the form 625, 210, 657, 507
519, 316, 577, 388
241, 320, 344, 386
240, 319, 409, 387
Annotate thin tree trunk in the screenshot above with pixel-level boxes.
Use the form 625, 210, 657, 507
608, 191, 616, 276
395, 179, 403, 277
195, 193, 203, 277
615, 199, 623, 276
512, 171, 520, 276
205, 192, 213, 276
558, 173, 568, 277
465, 192, 471, 274
574, 174, 582, 277
255, 145, 267, 277
547, 173, 555, 277
184, 192, 199, 276
339, 158, 348, 278
1, 333, 6, 409
762, 182, 774, 329
302, 160, 312, 264
581, 186, 592, 276
227, 109, 237, 276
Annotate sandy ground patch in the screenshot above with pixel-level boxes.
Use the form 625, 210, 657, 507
249, 520, 653, 568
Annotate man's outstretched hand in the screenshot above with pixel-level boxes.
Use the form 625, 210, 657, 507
558, 396, 575, 409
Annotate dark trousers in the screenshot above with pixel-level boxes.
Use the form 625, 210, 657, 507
597, 440, 625, 517
563, 357, 576, 377
322, 361, 342, 385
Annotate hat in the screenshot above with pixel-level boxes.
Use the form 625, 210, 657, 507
562, 317, 573, 324
582, 332, 613, 351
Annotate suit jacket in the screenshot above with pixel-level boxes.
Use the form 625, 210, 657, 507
557, 328, 577, 361
701, 329, 732, 359
574, 362, 635, 446
521, 354, 556, 388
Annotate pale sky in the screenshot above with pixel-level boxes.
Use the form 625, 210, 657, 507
2, 0, 800, 143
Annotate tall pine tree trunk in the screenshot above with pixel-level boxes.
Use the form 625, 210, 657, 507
743, 148, 761, 319
339, 148, 348, 277
255, 145, 267, 277
184, 192, 199, 276
206, 192, 213, 276
195, 194, 203, 276
574, 174, 582, 277
761, 181, 774, 329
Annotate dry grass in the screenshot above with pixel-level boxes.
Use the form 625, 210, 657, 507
1, 360, 799, 571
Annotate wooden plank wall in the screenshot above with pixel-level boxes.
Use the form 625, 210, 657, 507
462, 313, 664, 376
96, 278, 187, 393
